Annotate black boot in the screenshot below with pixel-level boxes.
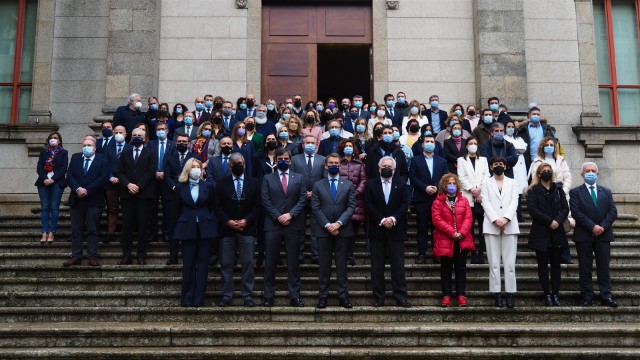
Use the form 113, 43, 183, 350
494, 293, 503, 308
552, 294, 561, 306
544, 294, 553, 306
470, 251, 479, 264
505, 293, 515, 309
476, 249, 485, 264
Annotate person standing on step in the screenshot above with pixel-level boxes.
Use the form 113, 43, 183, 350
173, 158, 217, 307
147, 122, 176, 243
214, 153, 261, 307
261, 148, 308, 307
432, 173, 474, 307
526, 163, 569, 306
481, 157, 520, 309
364, 156, 411, 308
35, 131, 68, 244
63, 137, 110, 267
100, 125, 131, 244
312, 153, 356, 309
570, 162, 618, 308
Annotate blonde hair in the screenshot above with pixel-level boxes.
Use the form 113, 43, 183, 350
527, 162, 554, 192
178, 158, 204, 183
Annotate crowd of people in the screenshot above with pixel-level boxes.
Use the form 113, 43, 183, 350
34, 91, 618, 309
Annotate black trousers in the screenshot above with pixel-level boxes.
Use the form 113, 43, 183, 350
149, 183, 171, 238
535, 247, 563, 295
181, 228, 211, 307
318, 235, 349, 298
472, 204, 485, 251
370, 238, 407, 302
120, 197, 151, 258
575, 240, 612, 300
166, 189, 181, 259
70, 204, 102, 260
264, 228, 302, 300
414, 199, 434, 255
440, 242, 469, 296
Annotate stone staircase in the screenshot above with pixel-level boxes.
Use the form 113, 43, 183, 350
0, 206, 639, 359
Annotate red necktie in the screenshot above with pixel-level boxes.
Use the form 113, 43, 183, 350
281, 173, 288, 193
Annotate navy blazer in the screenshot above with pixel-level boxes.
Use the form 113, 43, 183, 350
425, 110, 448, 133
386, 109, 404, 129
66, 153, 110, 208
364, 177, 408, 241
443, 138, 467, 173
164, 151, 196, 191
365, 142, 409, 181
99, 140, 132, 189
205, 156, 231, 185
146, 139, 177, 172
35, 147, 68, 188
480, 141, 518, 178
343, 111, 370, 134
172, 181, 218, 240
411, 138, 444, 158
311, 178, 356, 238
570, 184, 618, 243
261, 171, 307, 231
409, 153, 448, 203
214, 175, 261, 237
317, 137, 341, 157
115, 146, 157, 199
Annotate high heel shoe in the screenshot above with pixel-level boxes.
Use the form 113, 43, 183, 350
47, 232, 55, 243
494, 293, 503, 308
40, 232, 48, 245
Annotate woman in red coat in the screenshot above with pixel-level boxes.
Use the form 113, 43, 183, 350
338, 138, 367, 266
432, 173, 475, 307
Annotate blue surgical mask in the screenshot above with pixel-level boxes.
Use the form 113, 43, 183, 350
506, 127, 514, 136
354, 101, 363, 109
343, 147, 354, 156
175, 107, 183, 114
82, 146, 94, 157
316, 105, 324, 112
369, 106, 376, 113
423, 142, 435, 153
329, 128, 341, 138
452, 129, 461, 138
304, 143, 316, 154
156, 130, 167, 139
386, 100, 395, 108
267, 104, 275, 111
327, 165, 340, 175
584, 172, 597, 185
423, 131, 433, 137
205, 100, 213, 108
483, 115, 493, 125
410, 106, 419, 115
454, 110, 462, 117
282, 113, 291, 120
393, 131, 400, 141
350, 112, 359, 120
530, 115, 541, 123
397, 97, 405, 104
382, 134, 393, 143
544, 145, 555, 155
239, 103, 247, 110
195, 103, 204, 111
430, 101, 439, 109
150, 104, 158, 111
202, 130, 212, 138
493, 132, 504, 142
356, 124, 366, 133
279, 132, 289, 140
184, 117, 193, 126
490, 104, 499, 112
449, 120, 460, 127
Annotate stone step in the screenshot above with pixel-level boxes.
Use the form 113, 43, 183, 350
1, 322, 639, 348
1, 290, 638, 307
3, 275, 640, 292
0, 306, 639, 323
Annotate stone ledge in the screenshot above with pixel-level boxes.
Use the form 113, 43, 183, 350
0, 123, 59, 157
573, 123, 640, 158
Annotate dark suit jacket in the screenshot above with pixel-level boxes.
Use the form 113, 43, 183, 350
409, 153, 448, 203
515, 121, 555, 170
386, 108, 404, 129
101, 141, 132, 189
317, 137, 341, 157
261, 171, 307, 231
214, 175, 260, 237
570, 184, 618, 243
480, 140, 518, 178
173, 124, 198, 142
443, 138, 467, 173
311, 178, 356, 237
115, 146, 157, 199
290, 153, 326, 191
164, 151, 196, 190
35, 148, 68, 188
172, 181, 218, 240
66, 153, 110, 208
365, 142, 409, 180
364, 177, 409, 241
425, 109, 448, 133
205, 156, 231, 185
193, 110, 210, 126
146, 139, 177, 172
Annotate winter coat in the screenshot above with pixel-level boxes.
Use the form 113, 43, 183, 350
339, 157, 367, 223
432, 192, 475, 257
526, 183, 569, 251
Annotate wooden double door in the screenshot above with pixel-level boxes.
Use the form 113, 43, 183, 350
261, 4, 372, 103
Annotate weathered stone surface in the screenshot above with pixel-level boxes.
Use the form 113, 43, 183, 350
52, 38, 109, 60
51, 59, 107, 81
53, 16, 109, 38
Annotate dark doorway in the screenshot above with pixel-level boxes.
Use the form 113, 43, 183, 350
317, 44, 371, 103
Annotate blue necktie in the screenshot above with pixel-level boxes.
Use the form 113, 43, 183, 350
330, 178, 337, 200
83, 158, 90, 176
222, 157, 229, 174
224, 117, 229, 130
117, 144, 123, 158
236, 178, 243, 200
158, 142, 165, 171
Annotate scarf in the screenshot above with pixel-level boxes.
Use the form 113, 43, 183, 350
43, 146, 62, 172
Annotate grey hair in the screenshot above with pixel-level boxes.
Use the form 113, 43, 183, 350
229, 152, 245, 163
128, 93, 140, 102
581, 161, 599, 173
83, 136, 97, 145
132, 128, 145, 137
378, 156, 396, 169
257, 103, 267, 110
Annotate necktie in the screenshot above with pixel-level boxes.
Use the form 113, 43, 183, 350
83, 158, 90, 175
222, 157, 229, 174
180, 153, 185, 167
281, 172, 288, 193
103, 138, 108, 149
307, 155, 313, 172
186, 126, 191, 136
224, 117, 229, 130
159, 142, 165, 171
117, 144, 123, 158
134, 148, 139, 164
590, 186, 597, 206
390, 109, 394, 117
330, 178, 337, 200
384, 180, 390, 204
197, 112, 201, 122
236, 177, 243, 199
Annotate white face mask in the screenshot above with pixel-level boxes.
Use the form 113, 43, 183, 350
114, 133, 125, 143
377, 110, 386, 117
48, 139, 59, 147
467, 144, 478, 154
189, 168, 202, 180
134, 101, 142, 109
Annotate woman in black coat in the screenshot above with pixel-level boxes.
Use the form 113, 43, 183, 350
173, 158, 218, 307
526, 162, 569, 306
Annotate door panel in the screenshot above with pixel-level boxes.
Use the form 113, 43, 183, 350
262, 43, 317, 102
317, 7, 372, 43
263, 7, 317, 43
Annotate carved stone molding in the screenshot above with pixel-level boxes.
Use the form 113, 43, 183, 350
386, 1, 399, 10
236, 0, 248, 9
0, 123, 60, 157
573, 113, 640, 158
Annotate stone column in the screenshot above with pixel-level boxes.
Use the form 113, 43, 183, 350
474, 0, 528, 109
28, 0, 55, 124
372, 0, 389, 102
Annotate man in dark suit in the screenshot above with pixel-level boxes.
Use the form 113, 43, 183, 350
214, 152, 261, 307
384, 94, 404, 129
193, 96, 210, 126
352, 94, 370, 123
146, 122, 176, 242
365, 126, 409, 180
480, 122, 518, 178
311, 153, 356, 309
112, 93, 145, 143
261, 148, 308, 307
364, 156, 411, 307
410, 134, 449, 264
291, 135, 326, 263
205, 136, 233, 186
115, 127, 157, 265
515, 106, 554, 171
318, 120, 344, 156
234, 93, 257, 124
97, 121, 114, 153
570, 162, 618, 307
173, 111, 197, 142
63, 137, 110, 266
424, 94, 448, 134
163, 133, 196, 264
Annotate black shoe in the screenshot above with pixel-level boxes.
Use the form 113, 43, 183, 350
277, 259, 285, 266
208, 256, 219, 265
580, 297, 593, 306
432, 256, 441, 264
162, 234, 170, 242
415, 254, 426, 264
470, 251, 479, 264
339, 297, 353, 309
290, 298, 305, 307
217, 299, 231, 307
317, 297, 328, 309
103, 235, 114, 244
505, 293, 515, 309
243, 298, 255, 307
348, 257, 356, 266
166, 257, 178, 265
544, 294, 553, 306
262, 299, 273, 307
552, 294, 561, 306
372, 298, 385, 307
494, 293, 503, 308
147, 235, 158, 243
255, 256, 263, 268
476, 250, 485, 264
601, 297, 618, 308
311, 259, 319, 265
395, 299, 411, 308
561, 258, 574, 264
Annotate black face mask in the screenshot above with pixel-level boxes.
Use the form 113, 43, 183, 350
245, 123, 255, 131
341, 104, 349, 111
246, 99, 255, 108
380, 168, 393, 179
294, 99, 302, 108
231, 164, 244, 176
492, 166, 505, 176
159, 110, 169, 117
374, 128, 383, 137
409, 125, 420, 133
468, 110, 476, 116
266, 141, 277, 150
540, 171, 552, 181
305, 116, 315, 124
214, 102, 223, 110
176, 143, 188, 153
212, 116, 222, 124
221, 146, 233, 155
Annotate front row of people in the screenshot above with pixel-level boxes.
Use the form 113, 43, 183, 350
58, 133, 618, 309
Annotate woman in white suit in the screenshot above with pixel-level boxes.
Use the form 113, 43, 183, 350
457, 137, 490, 264
481, 156, 520, 309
